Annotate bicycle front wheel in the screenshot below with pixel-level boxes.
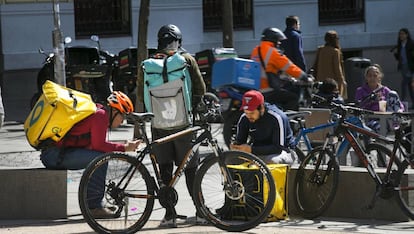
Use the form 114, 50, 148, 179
294, 146, 339, 219
193, 150, 276, 232
295, 146, 306, 163
78, 152, 155, 234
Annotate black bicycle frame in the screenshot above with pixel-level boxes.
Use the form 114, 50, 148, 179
338, 119, 395, 186
121, 122, 232, 196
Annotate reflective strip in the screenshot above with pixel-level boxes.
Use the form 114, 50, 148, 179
268, 110, 285, 147
263, 48, 273, 67
280, 61, 292, 72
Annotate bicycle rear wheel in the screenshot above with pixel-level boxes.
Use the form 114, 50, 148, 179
193, 150, 276, 232
365, 143, 400, 168
294, 146, 339, 219
78, 152, 155, 234
393, 156, 414, 219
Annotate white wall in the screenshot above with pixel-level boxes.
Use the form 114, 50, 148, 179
1, 0, 414, 70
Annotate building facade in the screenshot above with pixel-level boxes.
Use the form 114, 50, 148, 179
1, 0, 413, 121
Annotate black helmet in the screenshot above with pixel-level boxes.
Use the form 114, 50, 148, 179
261, 27, 287, 43
157, 24, 182, 42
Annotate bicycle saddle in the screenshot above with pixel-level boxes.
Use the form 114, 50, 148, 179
126, 112, 154, 123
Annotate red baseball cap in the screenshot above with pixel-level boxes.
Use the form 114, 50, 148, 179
240, 90, 264, 111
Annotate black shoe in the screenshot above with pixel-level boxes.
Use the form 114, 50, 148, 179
90, 208, 117, 219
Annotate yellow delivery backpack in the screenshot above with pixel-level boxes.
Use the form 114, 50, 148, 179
24, 80, 97, 149
222, 163, 289, 221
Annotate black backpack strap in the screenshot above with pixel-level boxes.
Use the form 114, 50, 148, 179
257, 46, 267, 72
162, 55, 169, 83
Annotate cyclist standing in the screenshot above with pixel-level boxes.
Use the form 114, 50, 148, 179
144, 24, 206, 227
251, 27, 309, 110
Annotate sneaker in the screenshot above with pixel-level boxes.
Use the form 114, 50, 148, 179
90, 208, 116, 219
159, 217, 177, 228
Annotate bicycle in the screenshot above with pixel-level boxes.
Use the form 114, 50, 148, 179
288, 95, 371, 163
294, 102, 414, 219
78, 93, 276, 233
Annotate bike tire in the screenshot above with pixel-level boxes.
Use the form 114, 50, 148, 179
394, 158, 414, 219
294, 146, 339, 219
365, 143, 401, 168
366, 143, 411, 218
295, 146, 306, 162
193, 150, 276, 232
78, 152, 155, 234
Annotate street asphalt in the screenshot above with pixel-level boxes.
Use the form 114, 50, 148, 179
1, 121, 414, 233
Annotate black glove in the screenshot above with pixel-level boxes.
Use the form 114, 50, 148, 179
307, 74, 315, 82
299, 73, 313, 83
192, 95, 204, 112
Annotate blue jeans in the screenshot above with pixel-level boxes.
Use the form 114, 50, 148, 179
40, 147, 107, 209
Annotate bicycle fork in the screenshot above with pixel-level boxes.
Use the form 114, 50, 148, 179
211, 144, 246, 201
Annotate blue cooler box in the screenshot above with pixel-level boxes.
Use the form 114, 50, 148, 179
211, 58, 261, 90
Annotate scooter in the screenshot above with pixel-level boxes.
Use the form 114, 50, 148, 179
31, 35, 116, 107
215, 69, 318, 147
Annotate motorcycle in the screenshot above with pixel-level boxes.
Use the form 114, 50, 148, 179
31, 35, 116, 107
212, 58, 319, 147
112, 47, 157, 109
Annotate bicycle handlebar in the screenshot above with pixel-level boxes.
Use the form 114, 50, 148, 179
313, 93, 414, 123
313, 93, 374, 117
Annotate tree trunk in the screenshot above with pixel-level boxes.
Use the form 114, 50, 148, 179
222, 0, 233, 48
134, 0, 150, 138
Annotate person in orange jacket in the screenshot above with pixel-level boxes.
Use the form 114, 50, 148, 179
251, 27, 309, 110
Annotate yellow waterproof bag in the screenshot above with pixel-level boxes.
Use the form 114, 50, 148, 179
223, 163, 289, 221
24, 80, 97, 149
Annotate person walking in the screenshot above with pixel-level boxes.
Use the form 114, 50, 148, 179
281, 15, 307, 71
312, 30, 347, 99
392, 28, 414, 109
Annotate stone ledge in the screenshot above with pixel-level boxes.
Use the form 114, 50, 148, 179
287, 166, 412, 221
0, 168, 67, 219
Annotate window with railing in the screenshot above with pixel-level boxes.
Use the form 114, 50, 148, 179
74, 0, 131, 38
203, 0, 253, 31
319, 0, 364, 24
